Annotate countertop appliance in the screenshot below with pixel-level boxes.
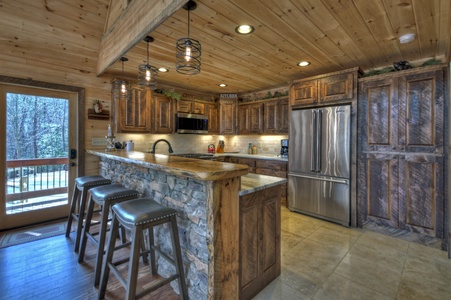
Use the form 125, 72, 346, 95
280, 139, 288, 157
175, 113, 208, 134
288, 105, 351, 226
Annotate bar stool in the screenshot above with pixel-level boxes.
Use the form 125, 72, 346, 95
78, 183, 140, 286
98, 198, 188, 300
65, 175, 112, 252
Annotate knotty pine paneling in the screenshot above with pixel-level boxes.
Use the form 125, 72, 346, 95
3, 0, 450, 95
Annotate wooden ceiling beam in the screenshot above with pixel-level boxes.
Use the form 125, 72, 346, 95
96, 0, 186, 76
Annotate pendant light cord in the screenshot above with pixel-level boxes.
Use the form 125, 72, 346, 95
121, 60, 124, 80
146, 41, 149, 65
187, 7, 190, 38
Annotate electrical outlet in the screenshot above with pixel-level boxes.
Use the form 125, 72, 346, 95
92, 138, 108, 146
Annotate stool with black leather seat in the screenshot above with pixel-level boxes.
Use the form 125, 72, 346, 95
98, 198, 188, 300
78, 183, 140, 286
65, 175, 112, 252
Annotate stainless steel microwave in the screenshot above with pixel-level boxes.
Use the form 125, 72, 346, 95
175, 113, 209, 134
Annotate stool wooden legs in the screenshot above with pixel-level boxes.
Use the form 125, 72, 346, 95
98, 214, 188, 300
98, 214, 119, 300
169, 215, 188, 298
65, 186, 88, 252
65, 186, 79, 238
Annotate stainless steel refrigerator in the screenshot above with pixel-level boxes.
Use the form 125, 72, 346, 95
288, 105, 351, 226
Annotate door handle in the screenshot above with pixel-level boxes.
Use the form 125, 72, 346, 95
310, 110, 316, 172
70, 162, 76, 167
316, 109, 322, 172
70, 149, 77, 159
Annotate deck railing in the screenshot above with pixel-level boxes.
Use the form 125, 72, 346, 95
6, 157, 69, 202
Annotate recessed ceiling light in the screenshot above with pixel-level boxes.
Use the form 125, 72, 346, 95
399, 33, 416, 44
158, 67, 169, 72
297, 61, 311, 67
219, 83, 227, 87
235, 25, 254, 35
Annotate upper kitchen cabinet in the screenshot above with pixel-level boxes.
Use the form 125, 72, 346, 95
399, 70, 445, 154
112, 82, 151, 133
263, 98, 289, 134
236, 97, 289, 135
290, 79, 317, 106
358, 76, 399, 153
219, 98, 237, 135
238, 102, 263, 135
290, 68, 360, 107
111, 83, 173, 134
152, 93, 173, 134
176, 100, 205, 115
205, 102, 220, 135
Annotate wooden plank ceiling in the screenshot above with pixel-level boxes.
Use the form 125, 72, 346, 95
1, 0, 450, 95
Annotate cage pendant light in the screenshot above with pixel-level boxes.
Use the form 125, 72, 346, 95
138, 36, 158, 89
176, 0, 201, 75
118, 57, 130, 96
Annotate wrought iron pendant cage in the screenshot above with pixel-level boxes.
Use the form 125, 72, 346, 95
176, 0, 201, 75
138, 36, 158, 89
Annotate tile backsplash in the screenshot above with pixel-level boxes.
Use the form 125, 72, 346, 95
113, 133, 288, 155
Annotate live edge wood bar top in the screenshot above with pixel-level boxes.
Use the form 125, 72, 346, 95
86, 149, 249, 181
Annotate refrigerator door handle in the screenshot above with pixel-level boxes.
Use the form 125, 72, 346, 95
288, 173, 348, 184
310, 110, 316, 172
316, 109, 322, 172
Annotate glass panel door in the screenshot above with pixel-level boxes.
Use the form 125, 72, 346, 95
0, 85, 77, 229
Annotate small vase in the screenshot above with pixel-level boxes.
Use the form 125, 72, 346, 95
94, 104, 102, 113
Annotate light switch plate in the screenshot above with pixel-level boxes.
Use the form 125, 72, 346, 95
92, 138, 108, 146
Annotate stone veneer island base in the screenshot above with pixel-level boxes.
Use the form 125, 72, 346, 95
86, 150, 286, 299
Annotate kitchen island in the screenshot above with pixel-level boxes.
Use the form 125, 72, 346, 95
86, 150, 286, 299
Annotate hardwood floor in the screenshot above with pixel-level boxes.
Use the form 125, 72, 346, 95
0, 221, 180, 300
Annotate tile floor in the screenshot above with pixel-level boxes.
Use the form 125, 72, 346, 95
254, 207, 451, 300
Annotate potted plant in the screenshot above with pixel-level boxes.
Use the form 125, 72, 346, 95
162, 90, 182, 101
93, 99, 103, 113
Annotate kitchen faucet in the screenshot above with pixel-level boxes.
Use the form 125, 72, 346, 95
150, 139, 174, 154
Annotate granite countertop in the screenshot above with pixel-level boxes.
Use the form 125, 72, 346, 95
215, 153, 288, 162
86, 150, 249, 181
240, 173, 287, 196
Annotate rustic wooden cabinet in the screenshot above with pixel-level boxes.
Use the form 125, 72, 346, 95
236, 97, 288, 135
240, 185, 281, 300
152, 94, 173, 134
176, 100, 205, 114
219, 98, 237, 135
205, 103, 220, 134
226, 157, 288, 205
290, 68, 357, 107
263, 98, 289, 134
256, 160, 287, 205
114, 85, 151, 133
238, 103, 263, 134
227, 157, 256, 173
358, 65, 446, 239
112, 83, 174, 134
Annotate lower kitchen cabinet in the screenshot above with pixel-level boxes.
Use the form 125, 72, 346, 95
225, 157, 288, 206
255, 160, 287, 205
240, 185, 281, 300
227, 157, 256, 173
359, 153, 445, 239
